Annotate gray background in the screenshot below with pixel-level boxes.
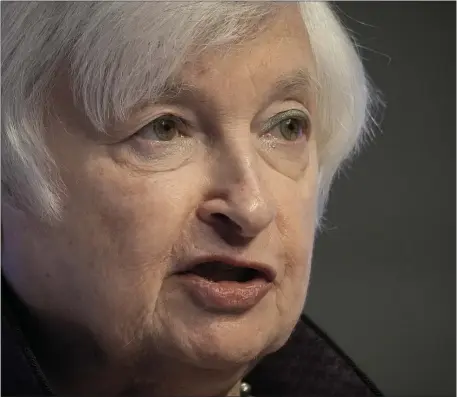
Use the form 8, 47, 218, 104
304, 2, 456, 397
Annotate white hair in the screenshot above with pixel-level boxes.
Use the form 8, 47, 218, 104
1, 1, 380, 223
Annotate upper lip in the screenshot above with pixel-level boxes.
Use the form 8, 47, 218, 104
177, 255, 277, 282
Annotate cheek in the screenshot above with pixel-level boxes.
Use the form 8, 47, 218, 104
85, 172, 198, 271
55, 162, 204, 344
273, 155, 318, 304
277, 194, 315, 282
59, 160, 202, 302
278, 162, 317, 265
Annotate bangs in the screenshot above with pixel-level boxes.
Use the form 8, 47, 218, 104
69, 2, 279, 133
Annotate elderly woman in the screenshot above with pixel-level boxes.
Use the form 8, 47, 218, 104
2, 2, 382, 396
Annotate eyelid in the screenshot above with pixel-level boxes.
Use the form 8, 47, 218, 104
134, 114, 190, 137
125, 102, 197, 132
260, 108, 311, 134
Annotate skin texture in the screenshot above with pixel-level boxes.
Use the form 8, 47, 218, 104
2, 5, 319, 397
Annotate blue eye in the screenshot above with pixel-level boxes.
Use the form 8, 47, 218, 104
137, 115, 186, 141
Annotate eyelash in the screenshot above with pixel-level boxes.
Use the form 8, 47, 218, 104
261, 109, 311, 138
134, 115, 191, 138
133, 109, 310, 141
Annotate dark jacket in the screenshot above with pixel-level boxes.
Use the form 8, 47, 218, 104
2, 278, 383, 396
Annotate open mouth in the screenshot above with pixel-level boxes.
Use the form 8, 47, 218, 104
181, 261, 268, 283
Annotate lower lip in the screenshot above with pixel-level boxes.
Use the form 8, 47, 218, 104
176, 273, 272, 313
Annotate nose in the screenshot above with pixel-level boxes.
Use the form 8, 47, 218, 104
197, 151, 276, 241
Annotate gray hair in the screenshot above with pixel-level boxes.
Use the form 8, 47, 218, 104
1, 1, 380, 223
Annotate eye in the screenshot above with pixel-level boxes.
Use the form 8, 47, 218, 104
136, 115, 187, 141
277, 117, 307, 141
263, 110, 310, 142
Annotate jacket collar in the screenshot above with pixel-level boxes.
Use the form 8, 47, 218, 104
2, 276, 54, 395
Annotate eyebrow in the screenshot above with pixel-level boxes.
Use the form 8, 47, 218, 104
155, 68, 317, 107
270, 68, 316, 101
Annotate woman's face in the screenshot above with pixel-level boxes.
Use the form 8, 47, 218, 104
9, 4, 319, 394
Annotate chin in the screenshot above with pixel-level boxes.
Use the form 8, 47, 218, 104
154, 304, 296, 371
190, 324, 295, 372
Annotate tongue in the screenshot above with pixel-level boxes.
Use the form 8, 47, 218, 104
188, 262, 256, 282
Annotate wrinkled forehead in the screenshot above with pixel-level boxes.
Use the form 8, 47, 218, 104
67, 2, 314, 130
179, 6, 315, 81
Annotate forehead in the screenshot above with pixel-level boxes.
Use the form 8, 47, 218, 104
171, 5, 316, 105
185, 4, 314, 81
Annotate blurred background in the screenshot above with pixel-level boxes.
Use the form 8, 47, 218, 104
304, 2, 456, 397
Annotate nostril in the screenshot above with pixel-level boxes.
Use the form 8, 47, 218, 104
207, 213, 251, 246
212, 213, 242, 232
212, 213, 230, 224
